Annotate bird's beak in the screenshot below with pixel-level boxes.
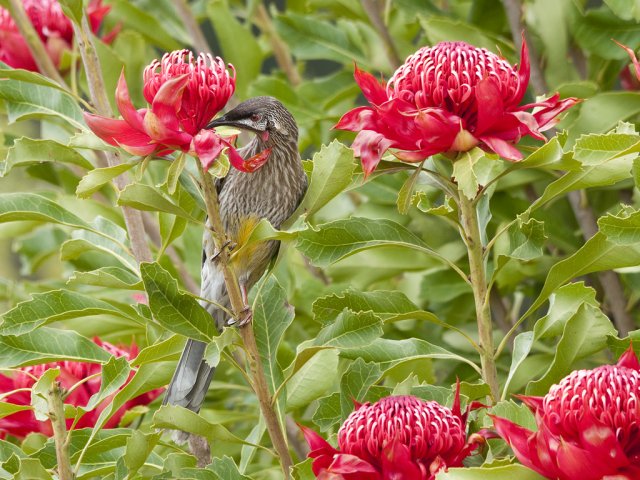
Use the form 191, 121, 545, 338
206, 114, 234, 129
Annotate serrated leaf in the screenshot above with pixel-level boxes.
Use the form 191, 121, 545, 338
491, 400, 537, 431
0, 290, 133, 336
527, 303, 616, 395
207, 456, 251, 480
507, 216, 546, 260
339, 358, 382, 419
453, 149, 503, 200
76, 163, 136, 199
516, 136, 579, 171
312, 392, 341, 430
1, 138, 93, 176
118, 183, 198, 221
0, 402, 31, 420
140, 262, 216, 342
31, 369, 59, 422
123, 430, 160, 478
85, 356, 131, 411
67, 266, 142, 290
598, 209, 640, 245
312, 289, 418, 324
436, 464, 546, 479
314, 309, 383, 349
253, 277, 295, 397
296, 217, 434, 267
0, 327, 112, 368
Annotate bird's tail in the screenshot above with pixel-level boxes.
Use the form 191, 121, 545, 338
163, 338, 215, 412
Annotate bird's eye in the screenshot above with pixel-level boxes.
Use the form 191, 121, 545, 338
250, 113, 261, 122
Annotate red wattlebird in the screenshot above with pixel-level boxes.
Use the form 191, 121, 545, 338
163, 97, 307, 414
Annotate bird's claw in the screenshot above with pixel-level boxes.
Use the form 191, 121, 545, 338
210, 240, 236, 261
237, 306, 253, 327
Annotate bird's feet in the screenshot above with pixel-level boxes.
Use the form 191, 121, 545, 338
226, 306, 253, 327
210, 239, 236, 261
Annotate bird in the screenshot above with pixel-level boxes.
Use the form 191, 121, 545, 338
163, 96, 307, 414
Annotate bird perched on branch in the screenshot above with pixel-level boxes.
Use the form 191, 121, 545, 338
164, 96, 307, 413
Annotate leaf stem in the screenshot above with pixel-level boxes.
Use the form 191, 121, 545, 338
197, 161, 293, 478
47, 382, 74, 480
458, 192, 500, 401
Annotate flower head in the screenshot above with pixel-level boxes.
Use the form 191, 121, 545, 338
0, 0, 113, 72
0, 338, 162, 439
302, 391, 483, 480
85, 50, 266, 172
336, 39, 579, 175
492, 345, 640, 480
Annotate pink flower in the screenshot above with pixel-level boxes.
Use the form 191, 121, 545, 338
85, 50, 267, 172
615, 41, 640, 90
336, 39, 579, 175
491, 345, 640, 480
302, 390, 484, 480
0, 337, 162, 439
0, 0, 114, 72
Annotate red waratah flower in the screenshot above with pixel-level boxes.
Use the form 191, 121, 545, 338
85, 50, 266, 172
491, 345, 640, 480
336, 39, 579, 175
0, 0, 114, 72
0, 337, 162, 439
301, 391, 484, 480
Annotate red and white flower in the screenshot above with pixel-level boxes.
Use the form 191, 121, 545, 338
0, 338, 162, 439
336, 39, 579, 175
302, 390, 483, 480
492, 345, 640, 480
0, 0, 114, 72
85, 50, 266, 172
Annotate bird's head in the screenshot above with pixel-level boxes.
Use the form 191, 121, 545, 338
207, 96, 298, 148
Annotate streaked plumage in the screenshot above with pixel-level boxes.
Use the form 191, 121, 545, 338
164, 97, 307, 413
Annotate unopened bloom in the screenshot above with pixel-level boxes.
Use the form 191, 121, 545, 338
0, 0, 114, 72
85, 50, 265, 172
492, 345, 640, 480
0, 338, 162, 439
336, 40, 579, 175
302, 392, 483, 480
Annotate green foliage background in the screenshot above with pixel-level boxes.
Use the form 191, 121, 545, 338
1, 0, 640, 478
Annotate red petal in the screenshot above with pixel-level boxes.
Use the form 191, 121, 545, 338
328, 453, 380, 479
300, 424, 337, 457
149, 74, 189, 134
380, 439, 425, 480
354, 65, 388, 105
615, 40, 640, 83
617, 343, 640, 370
192, 130, 225, 171
490, 415, 546, 474
115, 70, 145, 132
84, 113, 156, 156
352, 130, 395, 177
335, 106, 376, 132
515, 394, 545, 413
142, 111, 192, 149
475, 77, 505, 135
226, 143, 271, 173
480, 136, 523, 161
513, 33, 530, 106
523, 94, 580, 132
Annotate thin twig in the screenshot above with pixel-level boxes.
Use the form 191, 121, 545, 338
72, 16, 152, 264
47, 382, 73, 480
197, 162, 293, 477
7, 0, 69, 88
360, 0, 402, 69
254, 4, 301, 86
500, 0, 634, 336
171, 0, 212, 55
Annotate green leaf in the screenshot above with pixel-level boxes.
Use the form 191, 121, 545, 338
108, 0, 182, 51
274, 13, 370, 66
312, 392, 341, 430
57, 0, 82, 24
522, 233, 640, 319
397, 164, 423, 214
208, 456, 251, 480
312, 289, 419, 324
340, 338, 480, 373
152, 405, 254, 447
0, 193, 89, 229
0, 290, 134, 336
502, 331, 534, 399
207, 0, 263, 97
0, 402, 31, 420
0, 62, 68, 91
118, 183, 198, 221
507, 216, 546, 260
605, 0, 640, 21
76, 163, 137, 199
339, 358, 381, 419
253, 277, 295, 397
123, 431, 160, 478
565, 93, 640, 142
574, 8, 640, 60
67, 266, 142, 290
31, 369, 59, 421
85, 356, 131, 411
140, 262, 216, 342
286, 349, 339, 411
132, 335, 183, 365
1, 138, 93, 176
516, 136, 579, 171
527, 304, 616, 395
436, 464, 546, 479
296, 217, 433, 267
289, 140, 355, 223
314, 309, 383, 349
452, 149, 503, 200
0, 77, 85, 129
0, 327, 112, 368
598, 209, 640, 244
420, 16, 513, 54
491, 400, 537, 431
